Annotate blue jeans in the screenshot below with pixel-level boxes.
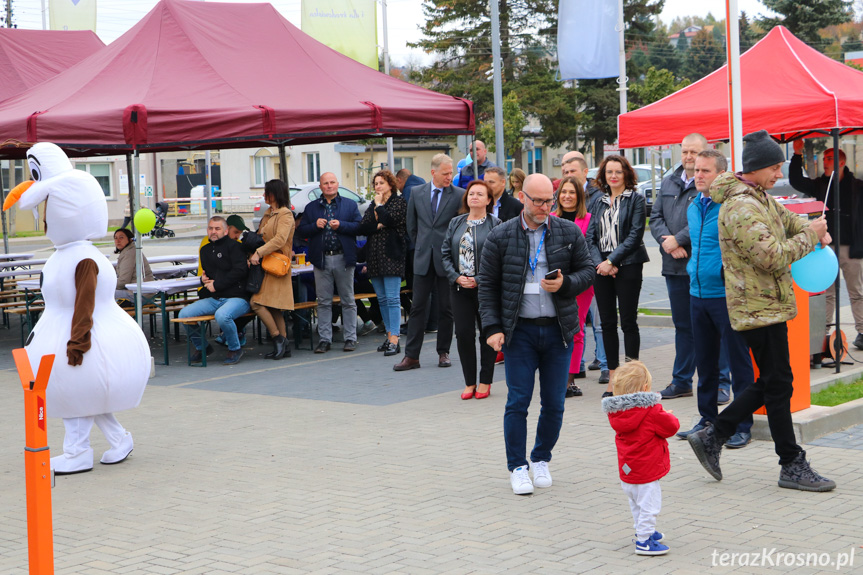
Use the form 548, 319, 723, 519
666, 275, 696, 390
179, 297, 250, 351
691, 296, 753, 434
580, 301, 607, 371
502, 322, 570, 471
370, 275, 402, 336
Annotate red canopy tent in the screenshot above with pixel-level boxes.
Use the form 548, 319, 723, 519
0, 0, 473, 158
618, 26, 863, 147
0, 29, 104, 103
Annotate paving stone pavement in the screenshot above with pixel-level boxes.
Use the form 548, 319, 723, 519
0, 240, 861, 574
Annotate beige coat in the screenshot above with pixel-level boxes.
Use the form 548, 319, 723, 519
251, 206, 295, 310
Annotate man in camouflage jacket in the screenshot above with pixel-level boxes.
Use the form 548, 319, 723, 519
687, 130, 836, 492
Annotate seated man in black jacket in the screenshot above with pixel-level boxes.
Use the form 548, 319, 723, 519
179, 216, 250, 365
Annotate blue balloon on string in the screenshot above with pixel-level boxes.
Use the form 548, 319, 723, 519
791, 244, 839, 293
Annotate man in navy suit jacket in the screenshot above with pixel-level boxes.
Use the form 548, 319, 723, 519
297, 172, 362, 353
394, 154, 465, 371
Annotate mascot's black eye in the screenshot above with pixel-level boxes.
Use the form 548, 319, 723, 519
30, 165, 41, 181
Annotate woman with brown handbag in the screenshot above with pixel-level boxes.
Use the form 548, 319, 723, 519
249, 179, 296, 359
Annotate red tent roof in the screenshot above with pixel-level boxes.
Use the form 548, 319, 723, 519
619, 26, 863, 147
0, 29, 104, 103
0, 0, 473, 158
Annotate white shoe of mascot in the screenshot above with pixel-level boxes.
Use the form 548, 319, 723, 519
4, 142, 149, 475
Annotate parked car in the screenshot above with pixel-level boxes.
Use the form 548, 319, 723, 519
252, 183, 370, 230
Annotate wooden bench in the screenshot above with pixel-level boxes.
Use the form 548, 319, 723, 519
170, 311, 257, 367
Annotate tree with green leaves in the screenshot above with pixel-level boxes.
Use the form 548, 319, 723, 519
682, 28, 725, 82
759, 0, 853, 46
408, 1, 556, 126
738, 11, 764, 52
629, 67, 690, 110
478, 91, 526, 159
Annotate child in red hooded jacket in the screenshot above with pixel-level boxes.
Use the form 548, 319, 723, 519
602, 361, 680, 556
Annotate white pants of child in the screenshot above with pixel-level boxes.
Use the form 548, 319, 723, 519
621, 480, 662, 542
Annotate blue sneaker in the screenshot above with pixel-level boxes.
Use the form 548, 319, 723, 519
635, 538, 669, 556
676, 423, 704, 440
214, 332, 246, 347
717, 388, 731, 405
651, 531, 664, 542
660, 384, 692, 399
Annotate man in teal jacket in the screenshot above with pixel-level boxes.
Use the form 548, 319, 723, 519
676, 150, 753, 448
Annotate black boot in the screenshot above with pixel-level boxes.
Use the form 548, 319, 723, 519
778, 451, 836, 492
266, 335, 288, 359
688, 423, 728, 481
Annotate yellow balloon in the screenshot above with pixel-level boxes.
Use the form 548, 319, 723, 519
134, 208, 157, 234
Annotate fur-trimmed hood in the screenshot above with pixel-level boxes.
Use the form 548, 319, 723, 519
603, 391, 662, 435
602, 391, 660, 414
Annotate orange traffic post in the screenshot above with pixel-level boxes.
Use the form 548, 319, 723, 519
753, 282, 812, 415
12, 348, 56, 575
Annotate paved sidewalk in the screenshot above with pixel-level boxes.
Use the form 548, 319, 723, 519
1, 327, 861, 574
0, 235, 860, 574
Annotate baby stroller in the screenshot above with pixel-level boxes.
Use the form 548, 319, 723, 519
150, 201, 175, 238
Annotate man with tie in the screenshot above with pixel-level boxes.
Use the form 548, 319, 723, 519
394, 153, 466, 371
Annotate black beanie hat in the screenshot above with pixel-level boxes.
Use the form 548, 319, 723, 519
742, 130, 785, 173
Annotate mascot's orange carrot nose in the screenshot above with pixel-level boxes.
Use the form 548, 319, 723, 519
4, 180, 33, 211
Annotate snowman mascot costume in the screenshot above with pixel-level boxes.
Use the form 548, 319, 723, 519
4, 142, 150, 475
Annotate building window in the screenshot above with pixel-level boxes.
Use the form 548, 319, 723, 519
76, 163, 113, 197
393, 157, 414, 173
527, 148, 543, 174
305, 152, 321, 182
252, 149, 272, 187
1, 160, 25, 194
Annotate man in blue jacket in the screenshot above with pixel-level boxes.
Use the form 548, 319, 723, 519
297, 172, 363, 353
651, 134, 733, 403
677, 150, 753, 448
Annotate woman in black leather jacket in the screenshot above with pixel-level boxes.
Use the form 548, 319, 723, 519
441, 180, 501, 400
585, 154, 650, 397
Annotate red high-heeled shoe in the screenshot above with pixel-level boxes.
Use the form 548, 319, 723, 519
461, 387, 476, 400
475, 385, 491, 399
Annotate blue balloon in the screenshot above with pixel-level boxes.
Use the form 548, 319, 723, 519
791, 244, 839, 293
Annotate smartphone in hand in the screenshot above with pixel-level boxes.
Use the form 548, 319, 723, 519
544, 269, 561, 280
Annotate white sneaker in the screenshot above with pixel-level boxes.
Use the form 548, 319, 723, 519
101, 432, 134, 464
510, 465, 534, 495
530, 460, 552, 488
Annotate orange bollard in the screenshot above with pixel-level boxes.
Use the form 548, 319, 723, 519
752, 282, 812, 415
12, 348, 55, 575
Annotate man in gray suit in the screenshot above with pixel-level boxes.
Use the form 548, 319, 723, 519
394, 153, 466, 371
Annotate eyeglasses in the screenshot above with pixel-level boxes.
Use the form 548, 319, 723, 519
522, 189, 555, 208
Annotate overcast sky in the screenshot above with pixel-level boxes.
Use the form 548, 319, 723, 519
7, 0, 783, 66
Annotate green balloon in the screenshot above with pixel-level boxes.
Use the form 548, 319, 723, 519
134, 208, 157, 234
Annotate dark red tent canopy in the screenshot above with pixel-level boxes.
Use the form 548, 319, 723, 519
0, 0, 473, 158
619, 26, 863, 147
0, 28, 104, 103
